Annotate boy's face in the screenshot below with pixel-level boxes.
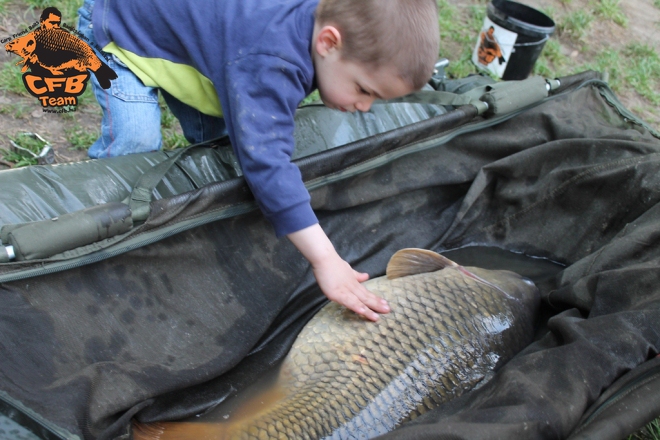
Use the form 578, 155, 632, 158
41, 13, 61, 29
313, 25, 415, 113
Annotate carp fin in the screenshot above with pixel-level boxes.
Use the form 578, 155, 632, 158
386, 248, 458, 279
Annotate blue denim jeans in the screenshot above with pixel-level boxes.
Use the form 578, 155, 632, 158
77, 0, 227, 158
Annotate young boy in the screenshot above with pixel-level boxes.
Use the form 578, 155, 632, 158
77, 0, 440, 321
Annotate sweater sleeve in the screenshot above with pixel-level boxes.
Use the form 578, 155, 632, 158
220, 54, 318, 237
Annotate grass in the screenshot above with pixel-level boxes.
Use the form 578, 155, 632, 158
628, 418, 660, 440
24, 0, 79, 22
0, 102, 30, 119
0, 132, 48, 166
624, 44, 660, 104
0, 0, 11, 14
159, 96, 190, 150
592, 0, 628, 26
64, 123, 98, 150
162, 131, 188, 150
532, 39, 569, 77
539, 42, 660, 106
301, 89, 321, 106
437, 0, 488, 78
0, 63, 31, 97
557, 10, 595, 41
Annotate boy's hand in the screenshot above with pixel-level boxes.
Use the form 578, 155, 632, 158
311, 252, 390, 321
287, 224, 390, 321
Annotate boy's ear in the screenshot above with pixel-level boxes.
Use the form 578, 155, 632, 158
315, 25, 342, 57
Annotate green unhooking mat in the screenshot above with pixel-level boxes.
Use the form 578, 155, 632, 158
0, 71, 659, 440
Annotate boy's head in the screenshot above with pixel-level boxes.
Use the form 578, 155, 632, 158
312, 0, 439, 113
40, 7, 62, 29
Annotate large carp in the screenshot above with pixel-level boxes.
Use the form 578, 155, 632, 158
134, 248, 539, 440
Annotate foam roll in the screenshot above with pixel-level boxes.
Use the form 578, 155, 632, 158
480, 75, 549, 115
0, 202, 133, 261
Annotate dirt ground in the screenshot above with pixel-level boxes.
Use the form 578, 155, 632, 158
0, 0, 658, 169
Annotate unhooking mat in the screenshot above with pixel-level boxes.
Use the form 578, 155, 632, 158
0, 71, 659, 440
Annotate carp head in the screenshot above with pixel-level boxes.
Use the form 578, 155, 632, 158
5, 32, 37, 72
387, 248, 541, 327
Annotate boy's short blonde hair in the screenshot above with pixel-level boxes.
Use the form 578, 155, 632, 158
316, 0, 440, 90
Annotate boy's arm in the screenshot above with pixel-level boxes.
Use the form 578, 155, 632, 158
288, 223, 390, 321
221, 57, 389, 320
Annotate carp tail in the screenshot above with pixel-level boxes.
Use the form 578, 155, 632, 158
93, 62, 117, 89
386, 248, 458, 279
131, 380, 291, 439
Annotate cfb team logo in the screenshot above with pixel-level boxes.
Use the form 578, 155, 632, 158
3, 7, 116, 112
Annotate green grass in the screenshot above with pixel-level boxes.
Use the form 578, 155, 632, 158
0, 0, 11, 14
301, 89, 320, 106
468, 4, 487, 30
437, 0, 462, 41
75, 87, 95, 107
161, 131, 188, 150
628, 418, 660, 440
0, 63, 31, 97
436, 0, 484, 78
578, 43, 660, 104
159, 96, 178, 129
533, 39, 569, 77
581, 48, 625, 90
624, 44, 660, 105
557, 10, 595, 41
64, 123, 98, 150
24, 0, 80, 22
0, 132, 48, 167
159, 96, 189, 150
0, 148, 37, 167
592, 0, 628, 26
0, 102, 30, 119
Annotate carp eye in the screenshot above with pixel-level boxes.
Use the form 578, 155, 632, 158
27, 40, 34, 46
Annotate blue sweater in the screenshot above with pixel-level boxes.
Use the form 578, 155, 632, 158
92, 0, 320, 237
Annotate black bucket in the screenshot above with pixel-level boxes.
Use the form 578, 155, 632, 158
473, 0, 555, 80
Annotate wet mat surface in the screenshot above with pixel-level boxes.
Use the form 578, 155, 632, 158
0, 415, 39, 440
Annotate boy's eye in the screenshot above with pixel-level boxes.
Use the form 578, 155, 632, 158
358, 86, 370, 95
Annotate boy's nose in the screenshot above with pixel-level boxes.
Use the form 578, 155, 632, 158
355, 97, 374, 112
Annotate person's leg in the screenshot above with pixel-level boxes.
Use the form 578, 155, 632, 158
77, 0, 162, 158
160, 90, 227, 144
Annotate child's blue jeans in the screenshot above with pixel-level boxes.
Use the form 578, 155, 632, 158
77, 0, 227, 159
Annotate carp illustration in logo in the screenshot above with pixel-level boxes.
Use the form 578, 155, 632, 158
4, 7, 116, 109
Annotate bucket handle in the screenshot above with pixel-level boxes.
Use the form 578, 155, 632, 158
514, 35, 550, 47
